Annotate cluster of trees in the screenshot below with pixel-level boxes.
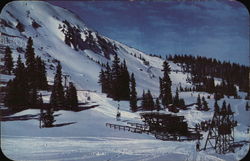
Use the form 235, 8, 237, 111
98, 54, 130, 101
99, 55, 140, 112
4, 37, 48, 110
173, 89, 185, 107
141, 90, 155, 111
50, 62, 78, 109
191, 75, 237, 98
167, 54, 249, 97
140, 61, 185, 112
4, 37, 78, 111
140, 90, 161, 111
196, 94, 209, 111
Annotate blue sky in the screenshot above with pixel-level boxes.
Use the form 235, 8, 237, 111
50, 0, 249, 65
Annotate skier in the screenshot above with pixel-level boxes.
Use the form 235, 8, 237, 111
116, 101, 121, 121
196, 139, 200, 151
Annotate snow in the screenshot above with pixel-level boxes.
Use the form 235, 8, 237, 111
0, 1, 249, 161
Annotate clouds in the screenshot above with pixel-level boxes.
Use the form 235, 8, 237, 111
50, 0, 249, 65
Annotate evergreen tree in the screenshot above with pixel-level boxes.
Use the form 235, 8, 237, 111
160, 61, 172, 107
159, 77, 163, 98
105, 63, 112, 94
98, 69, 106, 93
50, 62, 65, 108
43, 108, 55, 127
142, 90, 154, 111
173, 89, 180, 106
179, 98, 185, 106
37, 93, 43, 106
4, 55, 29, 110
141, 90, 146, 109
111, 53, 121, 100
155, 98, 161, 111
3, 46, 13, 74
35, 56, 48, 90
214, 100, 219, 113
65, 82, 78, 108
202, 96, 209, 111
29, 87, 38, 106
130, 73, 137, 112
227, 103, 232, 113
196, 94, 202, 110
120, 60, 130, 100
245, 102, 249, 111
25, 37, 36, 88
221, 100, 227, 113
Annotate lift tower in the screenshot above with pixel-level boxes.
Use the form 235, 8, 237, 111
204, 102, 237, 154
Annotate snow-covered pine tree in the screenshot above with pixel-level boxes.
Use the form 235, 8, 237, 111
111, 53, 121, 100
196, 94, 202, 110
35, 56, 48, 90
25, 37, 36, 89
202, 96, 209, 111
143, 90, 154, 111
245, 102, 249, 111
105, 63, 112, 94
160, 61, 172, 107
155, 98, 161, 111
3, 46, 13, 74
214, 100, 219, 113
120, 60, 130, 100
4, 55, 29, 110
65, 82, 78, 109
50, 62, 65, 108
130, 73, 137, 112
173, 88, 180, 106
98, 69, 106, 93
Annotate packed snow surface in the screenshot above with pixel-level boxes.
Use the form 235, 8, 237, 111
0, 1, 249, 161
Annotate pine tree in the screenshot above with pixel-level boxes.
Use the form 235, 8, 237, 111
43, 108, 55, 127
143, 90, 154, 111
130, 73, 137, 112
25, 37, 36, 88
155, 98, 161, 111
196, 94, 202, 110
160, 61, 172, 107
35, 56, 48, 90
4, 55, 29, 110
221, 100, 227, 113
50, 62, 65, 108
214, 100, 219, 113
105, 63, 112, 94
227, 103, 232, 113
202, 96, 209, 111
120, 60, 130, 100
179, 98, 185, 106
3, 46, 13, 74
159, 77, 163, 98
111, 53, 121, 100
37, 93, 43, 106
98, 69, 106, 93
141, 90, 146, 109
246, 102, 249, 111
29, 87, 38, 106
65, 82, 78, 108
173, 89, 180, 106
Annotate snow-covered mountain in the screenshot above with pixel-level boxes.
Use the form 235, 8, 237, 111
0, 1, 249, 161
0, 1, 192, 96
